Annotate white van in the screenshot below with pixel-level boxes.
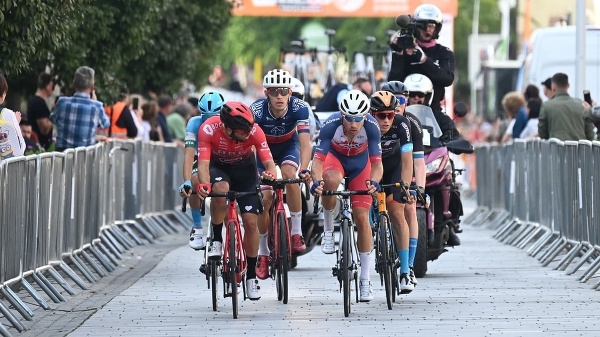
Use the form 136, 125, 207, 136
518, 26, 600, 101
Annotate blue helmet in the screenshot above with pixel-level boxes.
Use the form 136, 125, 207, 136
198, 91, 226, 116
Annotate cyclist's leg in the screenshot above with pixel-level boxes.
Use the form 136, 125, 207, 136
404, 199, 419, 283
256, 156, 274, 259
347, 158, 374, 302
382, 162, 410, 276
189, 160, 205, 249
321, 153, 343, 254
207, 164, 231, 257
279, 142, 305, 253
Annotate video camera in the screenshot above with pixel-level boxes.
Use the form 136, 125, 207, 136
390, 14, 424, 51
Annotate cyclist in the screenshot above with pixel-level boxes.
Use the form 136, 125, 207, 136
290, 77, 318, 138
369, 90, 415, 293
382, 80, 426, 286
195, 101, 277, 301
250, 69, 313, 280
179, 91, 226, 250
310, 89, 382, 302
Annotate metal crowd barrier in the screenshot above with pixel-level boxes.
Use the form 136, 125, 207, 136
463, 138, 600, 290
0, 140, 189, 336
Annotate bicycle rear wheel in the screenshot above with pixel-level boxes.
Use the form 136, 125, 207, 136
210, 260, 219, 311
379, 214, 393, 310
228, 221, 239, 319
275, 213, 290, 304
341, 219, 351, 317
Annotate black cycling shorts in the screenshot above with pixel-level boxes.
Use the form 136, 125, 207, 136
209, 156, 260, 214
381, 159, 408, 204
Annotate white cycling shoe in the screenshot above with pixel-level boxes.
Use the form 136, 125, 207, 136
321, 231, 335, 254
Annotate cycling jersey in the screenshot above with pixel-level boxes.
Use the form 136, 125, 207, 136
403, 111, 424, 159
185, 115, 212, 152
250, 96, 310, 144
197, 116, 273, 165
380, 114, 413, 160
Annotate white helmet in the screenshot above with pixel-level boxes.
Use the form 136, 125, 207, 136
263, 69, 293, 88
290, 77, 305, 96
404, 74, 434, 105
413, 4, 443, 39
339, 89, 370, 117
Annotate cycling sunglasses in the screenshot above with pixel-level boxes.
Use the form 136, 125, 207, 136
343, 115, 365, 123
374, 112, 395, 120
395, 96, 407, 105
409, 92, 425, 98
267, 87, 290, 97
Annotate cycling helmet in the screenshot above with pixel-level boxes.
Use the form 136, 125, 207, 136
290, 77, 305, 99
263, 69, 293, 88
339, 89, 370, 117
198, 91, 225, 116
220, 101, 254, 132
403, 74, 434, 106
381, 81, 409, 96
413, 4, 443, 40
370, 91, 399, 112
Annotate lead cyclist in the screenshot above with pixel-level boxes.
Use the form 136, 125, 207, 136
178, 91, 226, 250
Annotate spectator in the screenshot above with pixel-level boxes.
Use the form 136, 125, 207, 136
538, 72, 595, 141
156, 95, 173, 142
99, 92, 139, 139
168, 102, 192, 145
187, 96, 199, 118
49, 66, 110, 151
27, 72, 55, 149
500, 91, 527, 143
520, 99, 541, 138
208, 65, 226, 87
19, 120, 43, 153
0, 74, 26, 159
541, 77, 554, 100
314, 77, 372, 112
140, 101, 161, 142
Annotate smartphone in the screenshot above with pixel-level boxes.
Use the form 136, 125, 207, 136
584, 90, 592, 105
132, 97, 140, 110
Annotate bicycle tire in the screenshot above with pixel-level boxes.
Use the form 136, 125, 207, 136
379, 214, 393, 310
210, 260, 219, 311
341, 219, 351, 317
229, 221, 239, 319
276, 212, 289, 304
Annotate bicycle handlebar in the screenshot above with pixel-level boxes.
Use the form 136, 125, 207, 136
200, 189, 264, 216
312, 189, 373, 214
181, 186, 192, 212
260, 178, 310, 201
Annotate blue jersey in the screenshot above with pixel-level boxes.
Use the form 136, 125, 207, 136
250, 96, 310, 144
185, 114, 212, 153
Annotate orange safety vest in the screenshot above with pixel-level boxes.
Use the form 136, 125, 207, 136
98, 101, 128, 138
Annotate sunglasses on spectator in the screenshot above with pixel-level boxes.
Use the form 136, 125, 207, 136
395, 96, 407, 105
268, 88, 290, 97
343, 115, 365, 123
409, 92, 425, 98
374, 112, 395, 120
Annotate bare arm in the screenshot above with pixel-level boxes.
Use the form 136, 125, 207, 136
298, 132, 312, 171
400, 152, 413, 185
369, 161, 383, 183
197, 160, 211, 185
182, 147, 196, 181
414, 158, 426, 187
310, 158, 324, 182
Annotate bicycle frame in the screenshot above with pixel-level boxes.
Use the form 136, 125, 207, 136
223, 197, 247, 286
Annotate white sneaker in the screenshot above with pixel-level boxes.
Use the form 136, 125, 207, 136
400, 273, 414, 294
321, 231, 335, 254
207, 241, 222, 259
409, 268, 418, 286
189, 228, 205, 250
246, 278, 261, 300
359, 280, 374, 302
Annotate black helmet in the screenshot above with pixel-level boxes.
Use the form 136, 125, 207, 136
370, 91, 399, 112
381, 81, 409, 96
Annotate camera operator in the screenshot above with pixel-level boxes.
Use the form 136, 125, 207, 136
388, 4, 459, 142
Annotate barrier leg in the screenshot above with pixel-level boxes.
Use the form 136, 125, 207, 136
21, 278, 51, 310
0, 301, 24, 332
81, 250, 108, 277
102, 230, 126, 254
89, 244, 115, 272
579, 255, 600, 283
493, 219, 517, 240
107, 227, 135, 250
97, 241, 120, 266
131, 219, 155, 244
487, 211, 511, 230
56, 261, 89, 291
68, 254, 98, 284
502, 222, 527, 244
555, 241, 583, 271
541, 239, 569, 267
517, 226, 545, 250
155, 214, 179, 234
0, 322, 13, 337
141, 216, 167, 237
528, 231, 558, 257
509, 224, 535, 246
31, 272, 63, 303
46, 266, 77, 295
566, 244, 597, 275
537, 237, 564, 262
0, 286, 33, 321
121, 223, 143, 245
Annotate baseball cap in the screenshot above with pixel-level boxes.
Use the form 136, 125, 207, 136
541, 78, 552, 89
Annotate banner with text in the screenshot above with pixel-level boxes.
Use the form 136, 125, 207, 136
232, 0, 458, 17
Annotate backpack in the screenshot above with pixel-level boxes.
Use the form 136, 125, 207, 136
0, 108, 23, 160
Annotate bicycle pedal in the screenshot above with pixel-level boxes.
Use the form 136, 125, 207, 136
199, 264, 208, 275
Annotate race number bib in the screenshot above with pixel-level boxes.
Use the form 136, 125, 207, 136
422, 129, 431, 147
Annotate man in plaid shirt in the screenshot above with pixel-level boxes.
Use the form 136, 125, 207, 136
50, 66, 110, 151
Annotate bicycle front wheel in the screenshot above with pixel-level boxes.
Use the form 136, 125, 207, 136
210, 260, 219, 311
275, 212, 290, 304
341, 219, 351, 317
379, 214, 393, 310
228, 221, 239, 319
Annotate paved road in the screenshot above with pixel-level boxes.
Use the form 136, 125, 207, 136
15, 200, 600, 337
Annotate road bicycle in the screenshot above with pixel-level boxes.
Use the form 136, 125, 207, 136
200, 187, 263, 319
260, 178, 309, 304
281, 39, 317, 104
322, 29, 347, 93
371, 182, 413, 310
314, 177, 372, 317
